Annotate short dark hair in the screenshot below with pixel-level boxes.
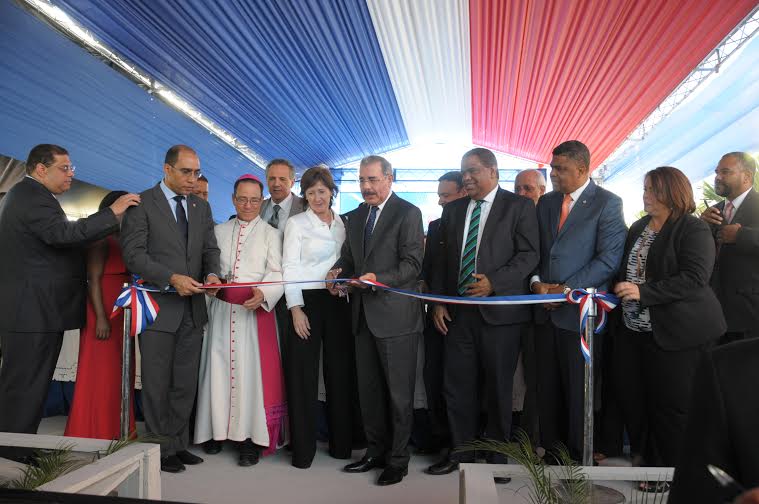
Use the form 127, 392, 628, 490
99, 190, 128, 211
723, 152, 757, 182
300, 165, 338, 209
645, 166, 696, 220
25, 144, 68, 174
360, 155, 393, 176
552, 140, 591, 171
233, 177, 264, 195
266, 158, 296, 180
462, 147, 498, 169
164, 145, 197, 166
438, 171, 464, 190
197, 174, 209, 183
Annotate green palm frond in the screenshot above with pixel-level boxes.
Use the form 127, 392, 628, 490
4, 443, 86, 490
99, 433, 165, 458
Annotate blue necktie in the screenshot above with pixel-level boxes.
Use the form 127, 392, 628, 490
173, 195, 188, 241
363, 205, 378, 254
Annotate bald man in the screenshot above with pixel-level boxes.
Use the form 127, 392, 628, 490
514, 169, 546, 206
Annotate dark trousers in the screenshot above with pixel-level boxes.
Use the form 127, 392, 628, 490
519, 322, 540, 443
719, 329, 758, 346
613, 326, 705, 467
444, 305, 522, 462
355, 309, 418, 468
0, 331, 63, 434
422, 311, 450, 450
534, 321, 586, 460
139, 304, 202, 456
284, 290, 359, 467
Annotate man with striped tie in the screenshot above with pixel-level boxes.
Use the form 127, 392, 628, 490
427, 148, 539, 475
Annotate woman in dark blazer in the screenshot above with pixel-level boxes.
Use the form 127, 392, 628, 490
613, 166, 726, 485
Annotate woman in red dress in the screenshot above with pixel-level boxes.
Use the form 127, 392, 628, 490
65, 191, 135, 439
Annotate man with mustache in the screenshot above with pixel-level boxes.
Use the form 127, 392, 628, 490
701, 152, 759, 343
327, 155, 424, 486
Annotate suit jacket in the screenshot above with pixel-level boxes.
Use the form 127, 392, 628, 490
120, 183, 221, 333
535, 181, 627, 332
620, 215, 725, 350
669, 338, 759, 504
333, 193, 424, 338
709, 188, 759, 333
421, 218, 442, 285
0, 177, 118, 332
260, 193, 305, 226
432, 188, 540, 325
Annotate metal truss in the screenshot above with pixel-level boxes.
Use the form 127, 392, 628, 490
15, 0, 267, 168
600, 5, 759, 173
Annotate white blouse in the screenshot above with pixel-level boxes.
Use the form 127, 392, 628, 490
282, 208, 346, 308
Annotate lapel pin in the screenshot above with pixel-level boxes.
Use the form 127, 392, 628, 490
193, 203, 196, 207
582, 200, 587, 204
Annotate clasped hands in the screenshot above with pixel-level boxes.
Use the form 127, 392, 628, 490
701, 206, 741, 244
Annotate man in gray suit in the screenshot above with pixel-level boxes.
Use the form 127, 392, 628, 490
259, 158, 305, 230
328, 155, 424, 486
121, 145, 221, 473
531, 140, 626, 461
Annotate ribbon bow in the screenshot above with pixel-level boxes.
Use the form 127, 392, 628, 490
112, 276, 160, 336
566, 289, 619, 362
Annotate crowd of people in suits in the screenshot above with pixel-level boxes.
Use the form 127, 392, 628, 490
0, 141, 757, 498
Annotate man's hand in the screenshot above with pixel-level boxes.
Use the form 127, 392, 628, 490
531, 281, 561, 295
95, 315, 111, 340
432, 304, 452, 335
614, 281, 641, 301
464, 273, 493, 297
204, 274, 221, 297
700, 206, 723, 226
326, 268, 342, 296
291, 306, 311, 339
719, 223, 742, 244
170, 274, 204, 296
736, 488, 759, 504
109, 193, 141, 219
351, 272, 376, 289
243, 287, 265, 311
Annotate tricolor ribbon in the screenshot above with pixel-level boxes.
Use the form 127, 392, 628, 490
566, 289, 619, 362
112, 276, 160, 336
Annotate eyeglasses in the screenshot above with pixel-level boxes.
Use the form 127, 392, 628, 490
45, 163, 76, 174
170, 165, 202, 179
358, 176, 387, 186
234, 196, 262, 206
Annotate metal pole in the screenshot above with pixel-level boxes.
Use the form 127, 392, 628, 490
582, 287, 597, 467
120, 283, 133, 440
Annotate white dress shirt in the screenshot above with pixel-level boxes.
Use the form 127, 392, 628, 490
282, 208, 346, 308
459, 185, 499, 269
262, 192, 294, 230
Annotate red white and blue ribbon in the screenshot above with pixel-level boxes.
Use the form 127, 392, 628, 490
566, 289, 620, 362
112, 277, 160, 336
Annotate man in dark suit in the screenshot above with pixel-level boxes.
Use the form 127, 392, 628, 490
0, 144, 138, 445
327, 155, 424, 486
120, 145, 221, 473
426, 148, 539, 475
417, 171, 467, 454
669, 338, 759, 503
531, 140, 626, 461
259, 158, 305, 231
701, 152, 759, 343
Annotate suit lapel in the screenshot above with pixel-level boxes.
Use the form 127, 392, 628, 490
151, 183, 184, 246
186, 194, 201, 252
353, 203, 370, 261
733, 189, 758, 225
480, 189, 505, 243
454, 200, 467, 259
365, 194, 398, 259
556, 181, 597, 240
548, 192, 562, 241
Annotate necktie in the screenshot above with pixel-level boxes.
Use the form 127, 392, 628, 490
458, 200, 483, 295
363, 205, 378, 254
268, 204, 281, 228
723, 200, 735, 224
557, 194, 573, 232
173, 195, 188, 241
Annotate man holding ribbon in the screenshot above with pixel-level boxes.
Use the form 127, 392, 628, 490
194, 174, 286, 467
427, 148, 539, 476
120, 145, 221, 473
328, 155, 424, 486
530, 140, 626, 461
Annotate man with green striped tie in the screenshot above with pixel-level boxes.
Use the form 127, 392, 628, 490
427, 148, 539, 476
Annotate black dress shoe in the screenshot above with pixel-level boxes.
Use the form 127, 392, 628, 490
176, 450, 203, 465
426, 458, 459, 475
161, 455, 186, 473
203, 440, 222, 455
343, 456, 386, 473
377, 465, 408, 486
238, 439, 260, 467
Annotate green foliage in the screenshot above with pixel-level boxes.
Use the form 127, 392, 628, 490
99, 433, 164, 459
3, 443, 86, 490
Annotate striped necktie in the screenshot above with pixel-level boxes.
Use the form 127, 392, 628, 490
458, 200, 483, 295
